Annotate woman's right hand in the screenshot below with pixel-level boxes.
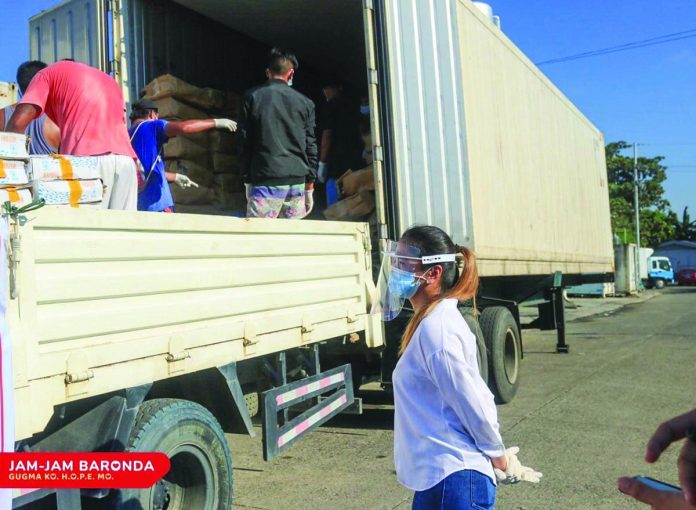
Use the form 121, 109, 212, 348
491, 455, 508, 472
493, 447, 543, 484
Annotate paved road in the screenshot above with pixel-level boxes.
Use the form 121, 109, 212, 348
229, 288, 696, 509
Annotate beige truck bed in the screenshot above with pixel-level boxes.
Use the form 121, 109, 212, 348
6, 208, 382, 441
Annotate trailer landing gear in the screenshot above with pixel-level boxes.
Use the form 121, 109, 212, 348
522, 272, 569, 353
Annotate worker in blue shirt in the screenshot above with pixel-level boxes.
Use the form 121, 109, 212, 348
128, 99, 237, 212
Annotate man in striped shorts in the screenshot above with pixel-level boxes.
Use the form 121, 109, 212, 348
239, 48, 317, 219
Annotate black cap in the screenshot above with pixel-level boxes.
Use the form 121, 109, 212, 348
132, 98, 158, 111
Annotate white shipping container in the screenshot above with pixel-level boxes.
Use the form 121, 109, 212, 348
30, 0, 613, 283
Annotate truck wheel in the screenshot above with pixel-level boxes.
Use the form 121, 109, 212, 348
479, 307, 521, 404
459, 307, 489, 384
654, 278, 666, 289
113, 399, 233, 510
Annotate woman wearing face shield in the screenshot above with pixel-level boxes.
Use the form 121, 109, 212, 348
373, 226, 541, 509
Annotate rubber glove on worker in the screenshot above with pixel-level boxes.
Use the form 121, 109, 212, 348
214, 118, 237, 132
174, 173, 199, 189
494, 447, 543, 484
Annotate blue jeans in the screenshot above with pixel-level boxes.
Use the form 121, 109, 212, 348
412, 470, 496, 510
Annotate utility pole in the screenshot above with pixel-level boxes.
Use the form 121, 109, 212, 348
633, 142, 642, 291
633, 143, 640, 249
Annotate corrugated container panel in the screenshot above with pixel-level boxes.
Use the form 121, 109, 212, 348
29, 0, 104, 68
380, 0, 474, 242
454, 1, 613, 276
121, 0, 268, 103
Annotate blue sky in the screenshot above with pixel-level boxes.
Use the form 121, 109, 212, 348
1, 0, 694, 218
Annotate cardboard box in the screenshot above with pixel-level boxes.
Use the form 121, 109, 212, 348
212, 153, 239, 173
323, 191, 375, 221
0, 160, 28, 187
165, 160, 215, 187
209, 131, 236, 154
0, 133, 28, 159
171, 183, 216, 205
33, 179, 104, 206
338, 165, 374, 197
0, 187, 33, 208
164, 137, 209, 164
142, 74, 226, 112
154, 97, 209, 121
28, 155, 101, 181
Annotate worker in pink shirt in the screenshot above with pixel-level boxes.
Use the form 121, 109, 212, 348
5, 60, 139, 210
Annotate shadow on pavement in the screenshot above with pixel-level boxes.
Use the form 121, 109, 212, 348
663, 287, 696, 294
322, 389, 395, 431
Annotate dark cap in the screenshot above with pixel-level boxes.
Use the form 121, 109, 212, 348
132, 98, 158, 111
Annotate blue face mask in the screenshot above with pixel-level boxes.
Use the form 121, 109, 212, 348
388, 267, 421, 300
287, 77, 294, 87
360, 105, 370, 116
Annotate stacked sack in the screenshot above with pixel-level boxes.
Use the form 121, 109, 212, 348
323, 164, 375, 221
0, 133, 33, 208
28, 155, 103, 208
140, 74, 245, 214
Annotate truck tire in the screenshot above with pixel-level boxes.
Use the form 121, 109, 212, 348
479, 307, 521, 404
113, 399, 233, 510
459, 308, 489, 384
653, 278, 666, 290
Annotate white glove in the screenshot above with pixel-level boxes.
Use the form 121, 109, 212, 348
214, 118, 237, 132
304, 189, 314, 217
174, 173, 199, 189
245, 183, 252, 201
494, 447, 543, 484
317, 162, 328, 184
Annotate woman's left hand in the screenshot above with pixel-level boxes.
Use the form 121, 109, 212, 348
494, 447, 543, 484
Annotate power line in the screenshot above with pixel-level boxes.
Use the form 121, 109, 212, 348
642, 142, 696, 146
536, 28, 696, 65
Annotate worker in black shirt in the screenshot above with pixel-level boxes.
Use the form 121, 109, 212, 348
239, 48, 318, 219
317, 78, 363, 206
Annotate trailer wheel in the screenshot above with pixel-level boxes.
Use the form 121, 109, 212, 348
459, 308, 489, 384
653, 278, 666, 290
113, 398, 233, 510
479, 307, 521, 404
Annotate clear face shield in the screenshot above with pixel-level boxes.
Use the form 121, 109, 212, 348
371, 240, 457, 321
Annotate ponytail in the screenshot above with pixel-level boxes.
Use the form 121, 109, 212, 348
399, 243, 479, 355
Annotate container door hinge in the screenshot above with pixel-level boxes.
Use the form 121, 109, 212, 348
7, 221, 21, 299
365, 0, 374, 11
346, 305, 360, 324
243, 323, 259, 355
165, 351, 190, 363
301, 317, 315, 343
362, 231, 372, 268
65, 354, 93, 398
65, 370, 94, 385
368, 69, 379, 85
167, 335, 190, 374
379, 223, 389, 240
373, 145, 384, 162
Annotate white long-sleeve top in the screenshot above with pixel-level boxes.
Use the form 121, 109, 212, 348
393, 298, 506, 491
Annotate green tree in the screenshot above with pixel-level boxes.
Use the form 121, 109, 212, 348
674, 207, 696, 241
605, 141, 675, 246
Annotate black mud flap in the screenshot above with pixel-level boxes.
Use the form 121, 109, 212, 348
262, 364, 354, 461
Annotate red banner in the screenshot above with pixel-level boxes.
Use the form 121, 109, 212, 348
0, 453, 170, 488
